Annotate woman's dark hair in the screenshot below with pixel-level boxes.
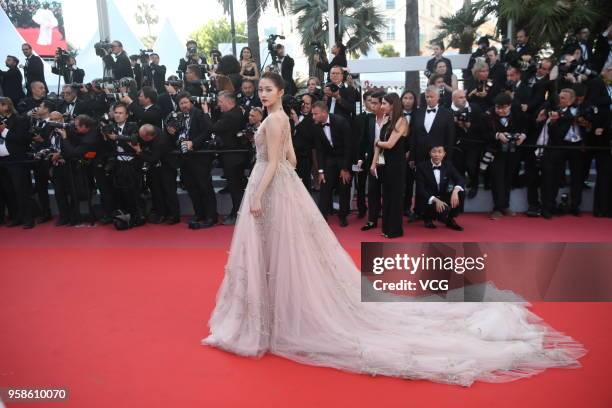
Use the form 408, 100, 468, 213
260, 72, 285, 90
216, 55, 241, 75
240, 47, 253, 61
400, 90, 418, 110
335, 41, 347, 54
382, 93, 404, 140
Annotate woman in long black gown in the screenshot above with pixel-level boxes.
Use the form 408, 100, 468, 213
370, 93, 409, 238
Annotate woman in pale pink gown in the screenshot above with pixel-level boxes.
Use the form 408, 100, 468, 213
202, 72, 586, 387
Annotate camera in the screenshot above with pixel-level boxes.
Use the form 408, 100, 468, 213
500, 133, 520, 153
94, 40, 113, 57
139, 49, 153, 65
186, 45, 198, 57
558, 59, 596, 78
237, 124, 257, 142
105, 92, 130, 102
453, 107, 471, 123
164, 79, 184, 88
282, 95, 303, 114
326, 82, 340, 93
45, 121, 72, 130
189, 95, 217, 105
267, 34, 286, 65
55, 47, 70, 68
165, 111, 188, 135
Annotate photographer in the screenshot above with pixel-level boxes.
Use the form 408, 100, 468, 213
159, 76, 183, 117
201, 91, 246, 225
466, 36, 490, 84
168, 92, 216, 228
1, 55, 25, 105
486, 93, 527, 219
184, 64, 205, 97
0, 96, 36, 228
556, 47, 598, 91
16, 81, 47, 114
503, 29, 537, 65
46, 111, 78, 225
419, 73, 452, 109
314, 40, 348, 79
102, 41, 134, 81
242, 107, 263, 171
270, 43, 297, 96
121, 86, 163, 127
450, 90, 485, 199
178, 40, 207, 81
324, 65, 356, 123
467, 59, 502, 114
237, 79, 262, 112
129, 55, 143, 89
101, 102, 144, 226
58, 84, 90, 119
143, 53, 166, 95
485, 47, 507, 88
290, 93, 317, 190
51, 52, 84, 85
540, 88, 586, 218
30, 99, 57, 222
135, 124, 180, 224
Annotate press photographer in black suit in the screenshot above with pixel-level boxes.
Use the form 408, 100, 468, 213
486, 93, 527, 219
168, 92, 216, 228
314, 41, 348, 79
102, 41, 134, 81
29, 99, 57, 222
201, 91, 247, 225
177, 40, 207, 80
16, 81, 47, 114
416, 145, 465, 231
58, 84, 91, 119
312, 101, 353, 227
0, 96, 36, 228
184, 65, 204, 97
143, 53, 166, 94
1, 56, 25, 104
289, 93, 317, 191
324, 66, 356, 122
272, 44, 297, 96
135, 124, 180, 224
21, 43, 47, 96
121, 86, 163, 128
51, 55, 85, 85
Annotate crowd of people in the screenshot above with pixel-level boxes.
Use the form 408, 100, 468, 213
0, 24, 610, 235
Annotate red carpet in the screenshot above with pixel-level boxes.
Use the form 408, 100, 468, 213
1, 214, 611, 407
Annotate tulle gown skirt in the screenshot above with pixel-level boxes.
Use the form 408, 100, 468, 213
202, 159, 587, 387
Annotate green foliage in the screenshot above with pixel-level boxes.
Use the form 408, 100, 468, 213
377, 44, 400, 57
190, 20, 247, 55
433, 1, 494, 54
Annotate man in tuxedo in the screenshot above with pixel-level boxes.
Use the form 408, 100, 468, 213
143, 53, 166, 94
591, 24, 611, 73
177, 40, 208, 80
312, 101, 352, 227
136, 124, 180, 224
485, 47, 507, 87
0, 96, 36, 228
103, 102, 144, 226
130, 55, 143, 89
419, 74, 452, 109
274, 44, 297, 96
291, 94, 317, 191
574, 26, 593, 66
158, 76, 182, 118
324, 65, 356, 123
358, 91, 386, 230
541, 88, 586, 219
21, 43, 47, 96
202, 91, 247, 225
503, 29, 537, 65
314, 40, 348, 81
410, 86, 456, 167
16, 81, 47, 114
122, 86, 163, 127
168, 93, 216, 227
486, 93, 527, 219
450, 89, 485, 199
1, 56, 25, 104
102, 41, 134, 81
51, 56, 85, 85
58, 84, 91, 119
416, 145, 465, 231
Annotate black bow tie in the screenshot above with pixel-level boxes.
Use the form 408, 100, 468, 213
432, 164, 441, 170
321, 123, 330, 128
427, 108, 437, 113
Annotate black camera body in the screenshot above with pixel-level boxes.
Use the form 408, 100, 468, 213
500, 133, 520, 153
165, 111, 188, 135
94, 41, 113, 57
326, 82, 340, 93
454, 107, 471, 123
55, 47, 71, 69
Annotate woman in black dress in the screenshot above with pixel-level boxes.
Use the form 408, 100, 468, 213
239, 47, 260, 82
370, 93, 409, 238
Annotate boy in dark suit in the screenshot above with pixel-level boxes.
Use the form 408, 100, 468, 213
416, 145, 465, 231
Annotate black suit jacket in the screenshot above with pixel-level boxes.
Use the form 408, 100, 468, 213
410, 106, 456, 164
293, 113, 316, 157
416, 159, 465, 209
592, 33, 611, 73
1, 113, 31, 160
314, 113, 352, 172
129, 103, 163, 128
139, 127, 178, 169
546, 108, 584, 146
357, 112, 376, 165
184, 107, 213, 151
426, 56, 452, 76
327, 84, 355, 122
143, 64, 166, 94
103, 52, 134, 80
280, 56, 297, 95
24, 54, 46, 88
58, 97, 92, 118
60, 127, 104, 161
51, 66, 85, 84
0, 67, 26, 104
486, 108, 528, 148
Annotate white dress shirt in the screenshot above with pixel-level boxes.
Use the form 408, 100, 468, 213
424, 105, 438, 133
427, 160, 464, 205
323, 117, 332, 146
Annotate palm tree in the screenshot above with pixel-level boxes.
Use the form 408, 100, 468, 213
291, 0, 386, 76
433, 0, 493, 55
218, 0, 288, 66
494, 0, 600, 54
404, 0, 420, 92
